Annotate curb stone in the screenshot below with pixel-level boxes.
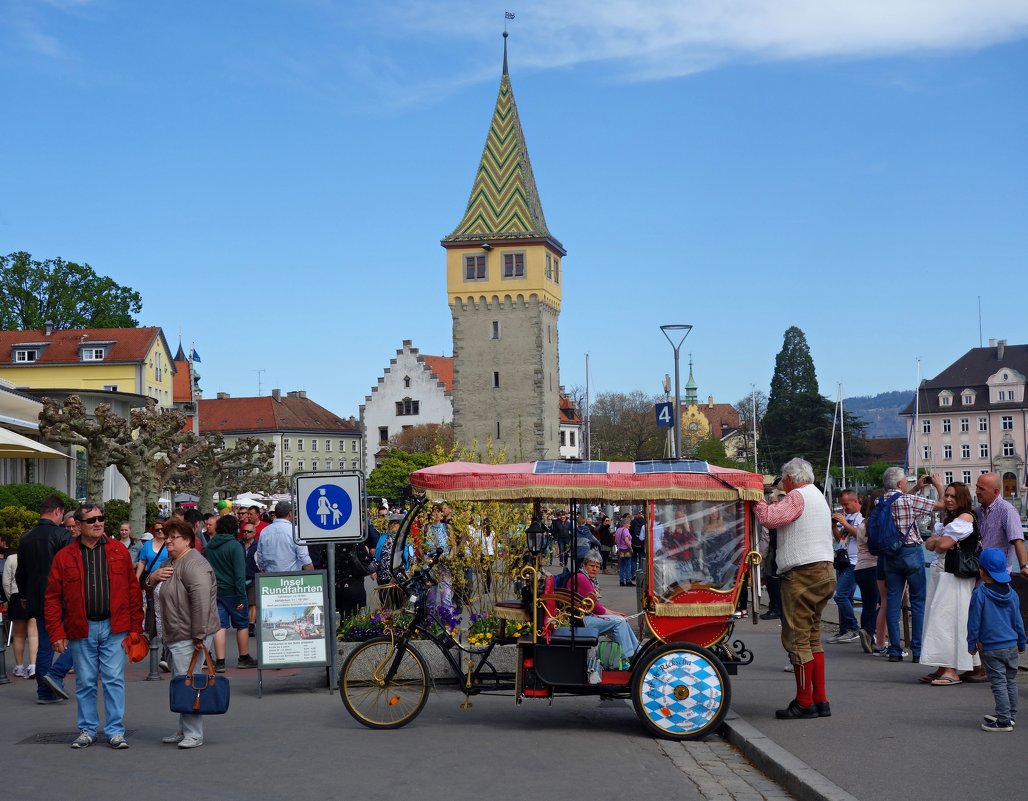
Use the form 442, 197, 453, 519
720, 713, 860, 801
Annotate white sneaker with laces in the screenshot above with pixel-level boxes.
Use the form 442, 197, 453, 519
177, 736, 204, 749
12, 665, 26, 678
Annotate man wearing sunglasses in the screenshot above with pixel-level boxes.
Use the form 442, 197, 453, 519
44, 503, 144, 750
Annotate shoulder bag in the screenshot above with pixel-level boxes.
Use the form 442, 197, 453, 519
944, 519, 981, 579
169, 642, 231, 715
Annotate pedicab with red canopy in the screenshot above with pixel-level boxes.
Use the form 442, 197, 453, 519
337, 459, 766, 740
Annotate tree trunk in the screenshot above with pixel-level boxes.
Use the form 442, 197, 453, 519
85, 447, 108, 503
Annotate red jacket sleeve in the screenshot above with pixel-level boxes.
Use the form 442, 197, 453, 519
44, 550, 69, 644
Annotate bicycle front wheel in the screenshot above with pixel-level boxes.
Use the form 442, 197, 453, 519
339, 636, 430, 729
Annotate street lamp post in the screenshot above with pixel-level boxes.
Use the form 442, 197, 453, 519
660, 324, 693, 460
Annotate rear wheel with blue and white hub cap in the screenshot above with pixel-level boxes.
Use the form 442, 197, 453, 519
631, 642, 731, 740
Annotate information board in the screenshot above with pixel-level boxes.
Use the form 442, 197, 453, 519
254, 570, 331, 669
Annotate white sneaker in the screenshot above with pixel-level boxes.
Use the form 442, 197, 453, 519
12, 665, 26, 678
177, 736, 204, 749
833, 630, 860, 643
26, 664, 36, 678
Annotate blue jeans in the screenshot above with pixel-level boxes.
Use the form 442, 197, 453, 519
618, 553, 633, 584
854, 566, 880, 636
982, 647, 1019, 724
884, 546, 927, 657
67, 619, 127, 738
833, 564, 859, 633
34, 612, 73, 701
584, 614, 640, 658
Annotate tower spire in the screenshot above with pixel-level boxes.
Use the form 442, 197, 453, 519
442, 33, 564, 254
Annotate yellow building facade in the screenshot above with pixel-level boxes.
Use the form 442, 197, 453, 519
0, 326, 176, 408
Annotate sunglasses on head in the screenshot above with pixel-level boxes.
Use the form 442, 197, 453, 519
82, 515, 105, 524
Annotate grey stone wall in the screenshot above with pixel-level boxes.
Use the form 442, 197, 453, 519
451, 295, 560, 460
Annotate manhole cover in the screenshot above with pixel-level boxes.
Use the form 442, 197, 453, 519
19, 729, 136, 745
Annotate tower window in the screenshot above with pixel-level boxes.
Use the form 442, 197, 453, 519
545, 253, 552, 279
491, 321, 500, 339
404, 375, 411, 388
496, 421, 501, 438
502, 252, 525, 278
553, 258, 560, 283
493, 371, 500, 388
464, 254, 486, 280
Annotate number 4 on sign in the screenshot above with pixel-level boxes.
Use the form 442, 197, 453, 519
655, 403, 674, 428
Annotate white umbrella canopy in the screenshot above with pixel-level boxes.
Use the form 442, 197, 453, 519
0, 427, 68, 459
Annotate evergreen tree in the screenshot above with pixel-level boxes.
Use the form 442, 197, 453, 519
762, 327, 867, 473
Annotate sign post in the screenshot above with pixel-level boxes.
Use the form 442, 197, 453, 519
288, 471, 368, 692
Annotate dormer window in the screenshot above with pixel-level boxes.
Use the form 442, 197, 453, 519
82, 347, 106, 361
938, 390, 953, 407
14, 349, 38, 363
961, 389, 975, 406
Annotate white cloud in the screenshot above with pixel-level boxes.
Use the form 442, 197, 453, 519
378, 0, 1028, 79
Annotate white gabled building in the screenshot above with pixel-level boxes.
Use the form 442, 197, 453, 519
360, 340, 453, 470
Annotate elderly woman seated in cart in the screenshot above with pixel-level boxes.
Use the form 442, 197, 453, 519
565, 550, 640, 664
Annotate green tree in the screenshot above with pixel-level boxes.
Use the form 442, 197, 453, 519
366, 449, 439, 502
0, 251, 142, 330
694, 435, 746, 470
762, 327, 867, 473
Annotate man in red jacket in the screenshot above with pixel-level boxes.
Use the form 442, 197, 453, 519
45, 502, 144, 750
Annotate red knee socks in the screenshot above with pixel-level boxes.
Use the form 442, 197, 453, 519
793, 659, 815, 707
811, 651, 827, 704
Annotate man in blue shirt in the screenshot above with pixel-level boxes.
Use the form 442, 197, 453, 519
255, 502, 313, 572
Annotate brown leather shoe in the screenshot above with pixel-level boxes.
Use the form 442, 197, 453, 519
960, 668, 989, 683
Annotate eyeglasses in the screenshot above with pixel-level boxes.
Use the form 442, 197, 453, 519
82, 515, 105, 524
166, 534, 185, 541
243, 529, 255, 534
153, 527, 164, 532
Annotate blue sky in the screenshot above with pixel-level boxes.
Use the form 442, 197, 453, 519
3, 1, 1027, 421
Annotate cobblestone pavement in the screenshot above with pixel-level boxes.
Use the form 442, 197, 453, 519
659, 735, 796, 801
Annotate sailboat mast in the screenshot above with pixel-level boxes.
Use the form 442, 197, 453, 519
839, 383, 846, 489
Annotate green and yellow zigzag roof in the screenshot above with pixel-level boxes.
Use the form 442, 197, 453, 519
443, 50, 563, 253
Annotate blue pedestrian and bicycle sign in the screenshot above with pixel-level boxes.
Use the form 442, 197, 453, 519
292, 472, 366, 543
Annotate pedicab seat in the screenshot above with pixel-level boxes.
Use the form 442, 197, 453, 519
547, 626, 599, 647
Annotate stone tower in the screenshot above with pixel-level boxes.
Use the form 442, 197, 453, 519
441, 34, 564, 461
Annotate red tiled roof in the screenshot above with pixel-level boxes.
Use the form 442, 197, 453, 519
699, 403, 742, 436
173, 360, 192, 403
198, 395, 359, 434
559, 394, 582, 424
421, 355, 454, 392
0, 327, 165, 365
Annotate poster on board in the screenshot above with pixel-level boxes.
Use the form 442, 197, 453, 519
255, 570, 330, 669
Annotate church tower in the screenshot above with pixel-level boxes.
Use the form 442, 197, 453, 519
442, 33, 565, 460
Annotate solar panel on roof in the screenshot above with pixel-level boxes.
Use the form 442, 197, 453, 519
533, 460, 609, 475
634, 460, 711, 474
